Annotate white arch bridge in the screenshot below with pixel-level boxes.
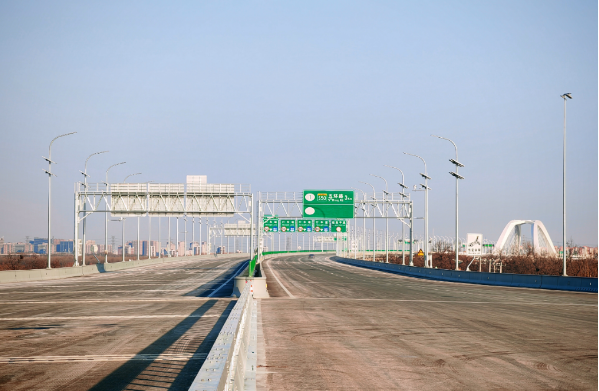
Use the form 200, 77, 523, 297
494, 220, 557, 256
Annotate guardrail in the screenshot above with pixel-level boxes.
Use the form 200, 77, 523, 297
189, 282, 257, 391
334, 257, 598, 293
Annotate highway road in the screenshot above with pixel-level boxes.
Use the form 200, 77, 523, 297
0, 254, 248, 391
258, 254, 598, 390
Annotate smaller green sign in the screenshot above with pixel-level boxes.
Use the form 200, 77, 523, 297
263, 215, 279, 232
314, 219, 330, 232
331, 219, 347, 233
280, 219, 296, 232
297, 219, 313, 232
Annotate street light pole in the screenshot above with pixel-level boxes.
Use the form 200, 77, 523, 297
431, 135, 464, 271
44, 132, 76, 269
404, 152, 431, 268
560, 93, 572, 276
104, 162, 126, 263
384, 165, 409, 265
370, 174, 389, 263
359, 181, 377, 262
79, 151, 108, 267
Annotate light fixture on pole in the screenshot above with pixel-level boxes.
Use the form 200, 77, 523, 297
359, 181, 377, 263
44, 132, 76, 269
431, 135, 464, 271
370, 174, 389, 263
104, 162, 126, 263
79, 150, 108, 267
404, 152, 431, 268
384, 165, 408, 265
560, 93, 572, 276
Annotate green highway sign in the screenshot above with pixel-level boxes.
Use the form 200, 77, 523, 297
263, 215, 279, 232
303, 190, 355, 218
280, 219, 296, 232
331, 219, 347, 233
314, 219, 330, 232
297, 219, 313, 232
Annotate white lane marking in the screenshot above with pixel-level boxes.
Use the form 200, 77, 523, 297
268, 260, 295, 299
0, 290, 182, 294
0, 298, 231, 305
269, 297, 598, 306
208, 262, 249, 297
0, 314, 220, 321
0, 353, 208, 363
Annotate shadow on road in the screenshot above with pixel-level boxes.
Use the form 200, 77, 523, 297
88, 299, 236, 391
185, 260, 248, 297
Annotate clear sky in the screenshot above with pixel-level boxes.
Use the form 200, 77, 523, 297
0, 1, 597, 246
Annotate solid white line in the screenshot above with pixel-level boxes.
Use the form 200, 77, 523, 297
208, 262, 249, 297
0, 298, 231, 305
0, 315, 220, 321
268, 260, 295, 299
270, 298, 597, 306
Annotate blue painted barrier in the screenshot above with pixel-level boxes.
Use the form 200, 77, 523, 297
332, 257, 597, 293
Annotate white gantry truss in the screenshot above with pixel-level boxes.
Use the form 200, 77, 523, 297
74, 182, 253, 260
256, 191, 414, 263
494, 220, 558, 256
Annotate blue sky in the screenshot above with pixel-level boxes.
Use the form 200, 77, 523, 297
0, 1, 597, 246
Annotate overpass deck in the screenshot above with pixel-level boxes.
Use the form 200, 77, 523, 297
259, 254, 597, 390
0, 254, 247, 390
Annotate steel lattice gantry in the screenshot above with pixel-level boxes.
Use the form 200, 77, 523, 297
256, 191, 413, 265
74, 182, 254, 262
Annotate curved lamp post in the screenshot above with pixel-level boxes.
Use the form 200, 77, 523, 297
44, 132, 77, 269
78, 151, 108, 266
404, 152, 431, 268
384, 165, 409, 265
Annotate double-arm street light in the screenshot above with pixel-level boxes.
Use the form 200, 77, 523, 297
370, 174, 389, 263
79, 151, 108, 267
560, 93, 572, 276
384, 165, 409, 265
104, 162, 126, 263
404, 152, 431, 268
432, 135, 464, 271
44, 132, 76, 269
359, 181, 376, 262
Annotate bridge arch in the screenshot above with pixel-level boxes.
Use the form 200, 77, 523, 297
495, 220, 557, 256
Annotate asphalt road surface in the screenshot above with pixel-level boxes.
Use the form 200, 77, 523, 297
0, 254, 248, 391
258, 254, 598, 390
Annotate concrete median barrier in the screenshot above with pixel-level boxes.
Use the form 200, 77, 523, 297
333, 256, 597, 293
189, 282, 257, 391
